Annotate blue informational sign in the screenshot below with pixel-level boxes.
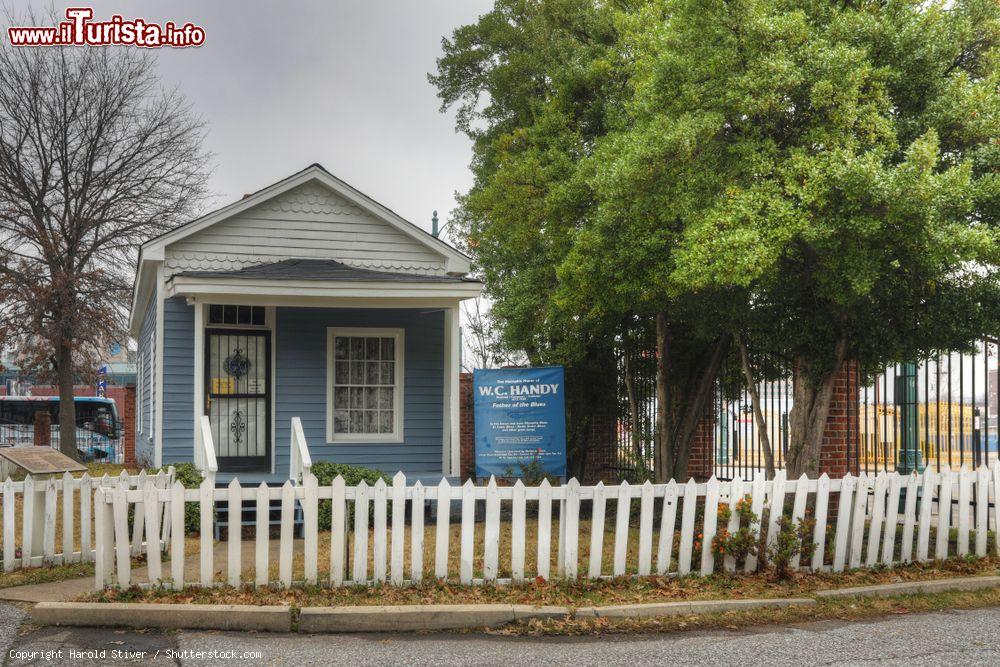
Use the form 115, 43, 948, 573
473, 366, 567, 479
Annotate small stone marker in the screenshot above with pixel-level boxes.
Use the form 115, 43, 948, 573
0, 448, 87, 475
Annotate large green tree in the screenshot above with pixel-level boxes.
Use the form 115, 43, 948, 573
435, 0, 999, 481
434, 0, 733, 482
648, 0, 1000, 476
432, 0, 639, 477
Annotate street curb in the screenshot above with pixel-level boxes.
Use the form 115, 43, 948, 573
574, 597, 816, 619
31, 602, 292, 632
298, 604, 569, 633
28, 576, 1000, 633
815, 575, 1000, 599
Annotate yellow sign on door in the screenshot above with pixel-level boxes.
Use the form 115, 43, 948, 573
212, 377, 235, 394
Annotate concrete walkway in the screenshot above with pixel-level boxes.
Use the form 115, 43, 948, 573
0, 539, 298, 603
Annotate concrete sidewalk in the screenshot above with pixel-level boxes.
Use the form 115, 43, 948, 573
0, 539, 297, 603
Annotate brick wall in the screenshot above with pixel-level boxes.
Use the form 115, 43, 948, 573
686, 416, 716, 481
818, 360, 859, 478
122, 385, 137, 467
459, 373, 475, 480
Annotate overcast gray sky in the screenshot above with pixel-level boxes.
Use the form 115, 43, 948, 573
13, 1, 492, 234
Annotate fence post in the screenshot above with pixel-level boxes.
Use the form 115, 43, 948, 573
701, 476, 721, 575
80, 473, 92, 563
329, 476, 345, 587
171, 481, 185, 588
2, 478, 14, 572
678, 479, 697, 575
483, 476, 500, 583
811, 473, 830, 571
199, 478, 214, 587
255, 482, 269, 589
410, 481, 425, 585
131, 470, 146, 556
459, 479, 475, 585
144, 479, 162, 583
537, 479, 553, 580
637, 481, 654, 576
390, 472, 405, 586
352, 481, 370, 584
935, 469, 952, 560
434, 479, 450, 580
94, 487, 110, 589
279, 481, 294, 588
372, 479, 388, 585
563, 478, 580, 580
227, 479, 242, 588
61, 472, 74, 564
304, 474, 319, 586
112, 476, 130, 588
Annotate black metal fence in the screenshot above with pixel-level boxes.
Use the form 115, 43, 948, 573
611, 340, 999, 481
858, 343, 998, 474
610, 345, 657, 482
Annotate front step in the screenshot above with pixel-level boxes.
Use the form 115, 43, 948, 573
214, 494, 304, 541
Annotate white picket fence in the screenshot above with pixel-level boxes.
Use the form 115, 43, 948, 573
1, 468, 174, 571
94, 463, 1000, 590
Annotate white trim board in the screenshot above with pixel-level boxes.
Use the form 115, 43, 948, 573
164, 277, 482, 301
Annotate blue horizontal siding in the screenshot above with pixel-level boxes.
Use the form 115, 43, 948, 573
135, 290, 156, 466
161, 297, 194, 467
273, 307, 444, 481
158, 303, 446, 485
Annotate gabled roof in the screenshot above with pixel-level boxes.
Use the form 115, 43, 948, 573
173, 259, 481, 284
139, 163, 470, 270
130, 164, 474, 332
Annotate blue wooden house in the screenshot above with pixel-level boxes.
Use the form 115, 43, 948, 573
129, 165, 481, 484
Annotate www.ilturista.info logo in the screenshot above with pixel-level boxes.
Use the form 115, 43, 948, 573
7, 7, 205, 48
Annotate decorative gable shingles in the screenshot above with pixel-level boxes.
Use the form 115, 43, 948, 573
163, 182, 448, 278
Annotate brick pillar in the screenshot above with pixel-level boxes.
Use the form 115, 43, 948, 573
686, 415, 716, 481
33, 411, 51, 447
459, 373, 474, 481
123, 385, 137, 467
818, 360, 859, 478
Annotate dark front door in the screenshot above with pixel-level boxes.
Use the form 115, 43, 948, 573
204, 329, 271, 472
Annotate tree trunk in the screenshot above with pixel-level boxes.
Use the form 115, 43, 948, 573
653, 310, 730, 483
55, 337, 79, 460
669, 335, 729, 482
623, 351, 642, 460
653, 312, 671, 482
785, 339, 847, 478
738, 335, 775, 480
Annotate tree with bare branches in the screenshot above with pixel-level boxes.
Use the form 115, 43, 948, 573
0, 42, 209, 458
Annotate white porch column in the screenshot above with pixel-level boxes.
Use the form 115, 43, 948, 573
191, 298, 204, 470
443, 304, 461, 477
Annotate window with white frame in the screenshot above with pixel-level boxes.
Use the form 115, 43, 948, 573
327, 328, 403, 442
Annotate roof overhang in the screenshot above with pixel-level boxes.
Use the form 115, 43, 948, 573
164, 275, 483, 303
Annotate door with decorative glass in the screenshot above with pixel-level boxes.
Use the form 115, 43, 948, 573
204, 329, 271, 471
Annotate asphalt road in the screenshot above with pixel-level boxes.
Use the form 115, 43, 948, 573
2, 603, 1000, 666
